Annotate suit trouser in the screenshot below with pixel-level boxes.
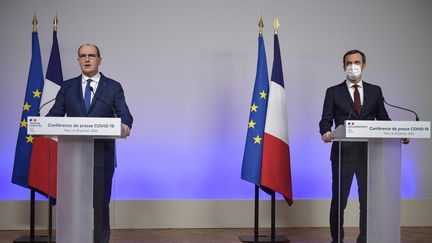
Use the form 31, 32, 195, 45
93, 167, 114, 243
330, 159, 367, 243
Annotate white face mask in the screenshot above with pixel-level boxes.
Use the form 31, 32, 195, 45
345, 64, 362, 81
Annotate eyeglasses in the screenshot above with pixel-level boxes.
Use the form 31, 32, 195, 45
79, 54, 98, 59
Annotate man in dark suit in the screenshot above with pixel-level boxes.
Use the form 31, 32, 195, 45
48, 43, 133, 243
319, 49, 390, 243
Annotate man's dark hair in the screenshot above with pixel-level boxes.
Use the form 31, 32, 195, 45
343, 49, 366, 64
78, 43, 101, 57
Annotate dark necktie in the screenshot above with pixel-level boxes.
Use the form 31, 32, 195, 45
353, 84, 361, 115
84, 79, 92, 112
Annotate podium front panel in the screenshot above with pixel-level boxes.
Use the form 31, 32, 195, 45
367, 138, 401, 243
57, 136, 94, 243
335, 137, 402, 243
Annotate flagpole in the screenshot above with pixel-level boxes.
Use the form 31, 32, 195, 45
31, 14, 38, 242
268, 16, 290, 243
48, 198, 53, 243
271, 18, 278, 241
255, 16, 264, 242
254, 185, 259, 241
14, 13, 50, 243
29, 15, 37, 243
271, 191, 275, 240
30, 189, 35, 242
46, 14, 60, 243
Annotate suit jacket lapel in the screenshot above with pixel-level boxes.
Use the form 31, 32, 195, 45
88, 74, 108, 114
361, 81, 370, 117
338, 81, 355, 110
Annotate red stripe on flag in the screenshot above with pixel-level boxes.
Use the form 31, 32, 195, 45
261, 132, 293, 205
28, 136, 58, 198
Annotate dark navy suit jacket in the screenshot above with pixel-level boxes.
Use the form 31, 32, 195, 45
48, 73, 133, 167
319, 81, 390, 162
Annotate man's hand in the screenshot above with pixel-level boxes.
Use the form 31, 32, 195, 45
121, 123, 131, 138
322, 131, 332, 143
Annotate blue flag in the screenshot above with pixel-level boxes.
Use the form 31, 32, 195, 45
241, 35, 269, 185
11, 31, 44, 188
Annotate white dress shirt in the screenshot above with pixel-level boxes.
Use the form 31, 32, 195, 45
346, 79, 364, 106
81, 72, 101, 103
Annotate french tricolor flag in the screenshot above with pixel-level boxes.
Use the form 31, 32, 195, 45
28, 28, 63, 199
261, 33, 293, 205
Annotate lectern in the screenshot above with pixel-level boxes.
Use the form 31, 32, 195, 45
331, 120, 431, 243
28, 116, 121, 243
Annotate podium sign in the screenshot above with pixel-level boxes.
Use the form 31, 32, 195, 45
345, 120, 431, 138
27, 116, 121, 243
27, 116, 121, 136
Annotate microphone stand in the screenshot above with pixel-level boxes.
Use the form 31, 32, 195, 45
383, 98, 419, 121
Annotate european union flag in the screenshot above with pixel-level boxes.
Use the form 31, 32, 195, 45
241, 35, 269, 185
11, 31, 44, 188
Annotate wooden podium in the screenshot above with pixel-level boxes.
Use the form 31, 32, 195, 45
28, 116, 121, 243
331, 120, 430, 243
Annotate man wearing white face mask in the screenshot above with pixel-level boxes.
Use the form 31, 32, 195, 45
319, 50, 391, 243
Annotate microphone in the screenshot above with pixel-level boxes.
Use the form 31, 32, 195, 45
37, 85, 70, 116
382, 96, 419, 121
38, 97, 57, 116
89, 87, 117, 117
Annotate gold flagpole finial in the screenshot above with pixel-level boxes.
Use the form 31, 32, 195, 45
273, 17, 280, 35
53, 13, 59, 31
32, 12, 38, 32
258, 16, 264, 35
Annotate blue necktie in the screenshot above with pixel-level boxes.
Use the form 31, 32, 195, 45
84, 79, 92, 112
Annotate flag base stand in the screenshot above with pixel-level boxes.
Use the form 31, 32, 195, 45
239, 235, 289, 242
13, 235, 54, 243
239, 186, 290, 243
13, 190, 56, 243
